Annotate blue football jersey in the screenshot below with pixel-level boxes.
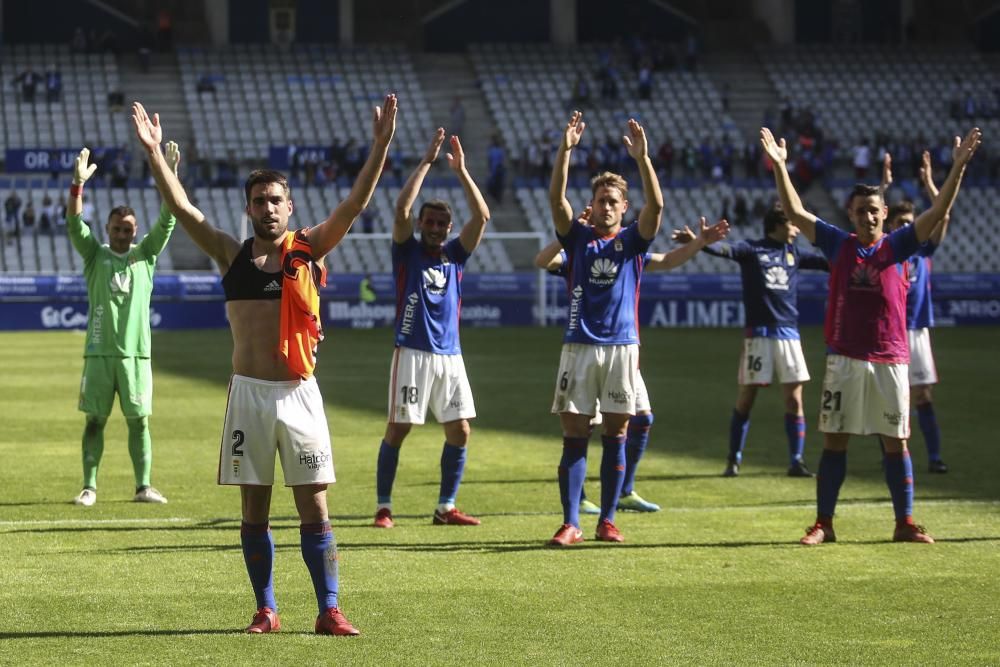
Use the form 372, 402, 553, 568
905, 243, 936, 329
392, 236, 470, 354
558, 219, 651, 345
704, 237, 829, 339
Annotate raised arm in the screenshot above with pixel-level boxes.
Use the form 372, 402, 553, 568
135, 145, 180, 258
309, 93, 397, 258
132, 102, 237, 270
394, 128, 444, 243
66, 147, 99, 259
760, 127, 817, 243
624, 118, 664, 241
919, 150, 940, 200
450, 135, 491, 254
648, 217, 729, 271
534, 239, 565, 271
880, 151, 893, 201
913, 128, 980, 244
550, 111, 585, 236
919, 150, 949, 246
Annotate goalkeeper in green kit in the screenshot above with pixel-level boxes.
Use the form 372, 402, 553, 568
68, 146, 177, 506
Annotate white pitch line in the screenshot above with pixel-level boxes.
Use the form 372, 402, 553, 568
0, 517, 197, 527
669, 498, 1000, 512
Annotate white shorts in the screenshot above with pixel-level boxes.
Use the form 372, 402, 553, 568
591, 368, 650, 425
551, 343, 639, 417
818, 355, 910, 438
218, 374, 335, 486
738, 337, 810, 385
907, 328, 938, 386
388, 347, 476, 425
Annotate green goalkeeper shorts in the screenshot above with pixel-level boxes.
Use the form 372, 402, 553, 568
78, 356, 153, 418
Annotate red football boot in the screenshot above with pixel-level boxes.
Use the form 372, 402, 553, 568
800, 522, 836, 545
548, 523, 584, 547
432, 507, 481, 526
893, 522, 935, 544
373, 507, 394, 528
245, 607, 280, 634
595, 518, 624, 543
315, 607, 360, 636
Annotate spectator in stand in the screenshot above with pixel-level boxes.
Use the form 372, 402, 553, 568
45, 65, 62, 103
657, 139, 674, 182
22, 201, 37, 234
852, 138, 872, 180
14, 69, 42, 103
156, 9, 173, 52
570, 75, 591, 108
449, 97, 466, 137
637, 60, 653, 100
70, 27, 88, 54
196, 74, 217, 95
486, 134, 506, 202
40, 195, 55, 234
5, 191, 23, 230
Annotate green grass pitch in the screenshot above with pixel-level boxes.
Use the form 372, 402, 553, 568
1, 326, 998, 665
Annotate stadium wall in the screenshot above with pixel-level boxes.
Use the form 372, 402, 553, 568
3, 273, 1000, 331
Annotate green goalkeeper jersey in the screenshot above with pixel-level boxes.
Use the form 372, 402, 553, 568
67, 205, 176, 358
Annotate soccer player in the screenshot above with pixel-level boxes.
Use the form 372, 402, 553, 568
673, 205, 829, 478
536, 214, 729, 513
132, 95, 397, 635
547, 110, 664, 546
759, 125, 981, 546
882, 150, 951, 473
67, 146, 176, 507
373, 128, 490, 529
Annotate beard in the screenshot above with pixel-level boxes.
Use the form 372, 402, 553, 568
250, 215, 286, 240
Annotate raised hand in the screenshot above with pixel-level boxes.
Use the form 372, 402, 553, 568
759, 127, 787, 164
445, 135, 466, 173
372, 93, 398, 147
165, 140, 181, 175
952, 127, 981, 168
919, 150, 932, 183
561, 110, 586, 150
131, 102, 163, 150
881, 152, 893, 191
671, 226, 697, 244
423, 127, 445, 164
699, 216, 730, 244
578, 205, 593, 225
622, 118, 648, 160
72, 148, 98, 185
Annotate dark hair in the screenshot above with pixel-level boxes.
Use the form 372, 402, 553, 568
244, 169, 289, 204
845, 183, 882, 208
418, 199, 452, 223
887, 201, 915, 225
762, 205, 788, 236
107, 205, 136, 224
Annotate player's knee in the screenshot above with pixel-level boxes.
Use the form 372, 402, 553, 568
445, 419, 471, 445
126, 416, 149, 434
84, 415, 107, 435
913, 385, 932, 405
631, 411, 654, 429
384, 422, 411, 446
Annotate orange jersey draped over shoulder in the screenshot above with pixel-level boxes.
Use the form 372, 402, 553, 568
279, 229, 327, 379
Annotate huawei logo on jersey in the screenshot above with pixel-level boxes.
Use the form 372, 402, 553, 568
764, 265, 790, 291
422, 267, 447, 295
589, 258, 618, 286
848, 264, 880, 292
